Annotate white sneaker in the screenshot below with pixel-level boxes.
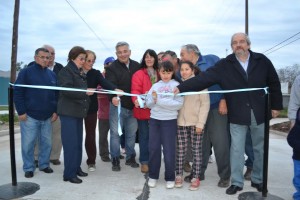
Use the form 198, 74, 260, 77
166, 181, 175, 189
88, 164, 96, 172
148, 178, 157, 188
208, 155, 214, 163
121, 148, 126, 154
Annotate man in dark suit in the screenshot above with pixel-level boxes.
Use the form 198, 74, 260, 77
175, 32, 282, 195
33, 44, 63, 166
43, 44, 63, 165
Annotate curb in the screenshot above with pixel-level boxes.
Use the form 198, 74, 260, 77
270, 129, 288, 137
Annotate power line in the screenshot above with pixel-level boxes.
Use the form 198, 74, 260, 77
265, 37, 300, 55
65, 0, 113, 54
263, 31, 300, 54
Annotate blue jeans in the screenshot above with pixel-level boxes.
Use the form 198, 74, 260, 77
245, 129, 254, 168
20, 116, 52, 172
230, 110, 264, 187
138, 120, 149, 164
294, 159, 300, 200
109, 103, 137, 160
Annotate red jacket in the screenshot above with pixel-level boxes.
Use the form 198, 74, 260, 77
97, 73, 110, 120
131, 68, 156, 120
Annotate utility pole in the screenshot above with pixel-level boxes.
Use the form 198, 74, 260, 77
10, 0, 19, 83
245, 0, 248, 35
0, 1, 40, 199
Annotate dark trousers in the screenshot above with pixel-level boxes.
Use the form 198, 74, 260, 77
201, 108, 231, 180
138, 120, 149, 164
149, 118, 176, 181
84, 112, 97, 165
60, 115, 83, 179
98, 119, 110, 158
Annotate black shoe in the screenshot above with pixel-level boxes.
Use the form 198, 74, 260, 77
125, 156, 139, 168
226, 185, 243, 195
183, 161, 192, 173
101, 156, 111, 162
112, 157, 121, 171
50, 159, 61, 165
25, 171, 34, 178
184, 173, 193, 183
35, 160, 38, 168
40, 167, 53, 173
244, 167, 252, 181
63, 177, 82, 184
218, 178, 230, 188
251, 182, 264, 192
77, 170, 88, 177
119, 155, 124, 159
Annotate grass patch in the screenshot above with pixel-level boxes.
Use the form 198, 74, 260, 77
0, 114, 18, 123
278, 108, 288, 118
0, 106, 8, 111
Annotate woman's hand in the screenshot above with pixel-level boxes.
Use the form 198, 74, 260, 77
86, 88, 95, 96
112, 97, 120, 106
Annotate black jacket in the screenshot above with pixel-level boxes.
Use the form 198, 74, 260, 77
53, 62, 63, 76
86, 68, 116, 114
105, 59, 140, 110
287, 108, 300, 160
177, 50, 283, 125
57, 61, 90, 118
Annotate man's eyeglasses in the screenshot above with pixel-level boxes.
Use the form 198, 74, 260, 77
36, 55, 50, 60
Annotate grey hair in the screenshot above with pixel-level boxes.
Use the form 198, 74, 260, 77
181, 44, 201, 56
35, 47, 49, 56
231, 32, 251, 46
115, 41, 130, 50
42, 44, 54, 51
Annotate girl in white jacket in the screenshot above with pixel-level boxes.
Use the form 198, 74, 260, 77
146, 60, 184, 189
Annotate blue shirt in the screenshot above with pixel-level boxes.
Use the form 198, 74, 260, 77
196, 54, 223, 109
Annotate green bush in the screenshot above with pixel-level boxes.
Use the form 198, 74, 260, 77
278, 108, 288, 118
0, 114, 18, 123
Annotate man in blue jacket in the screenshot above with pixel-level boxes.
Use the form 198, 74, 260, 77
180, 44, 230, 188
175, 33, 282, 195
14, 47, 58, 178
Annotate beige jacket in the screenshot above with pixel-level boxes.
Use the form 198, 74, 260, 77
177, 88, 210, 129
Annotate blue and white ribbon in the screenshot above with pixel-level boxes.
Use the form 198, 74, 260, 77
10, 83, 269, 137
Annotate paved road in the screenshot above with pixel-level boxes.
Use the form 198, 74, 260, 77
0, 119, 294, 200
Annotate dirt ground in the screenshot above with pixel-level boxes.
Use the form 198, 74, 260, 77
270, 121, 290, 133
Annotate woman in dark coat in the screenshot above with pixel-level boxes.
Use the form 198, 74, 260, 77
57, 46, 93, 184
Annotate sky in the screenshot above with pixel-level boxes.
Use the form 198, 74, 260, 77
0, 0, 300, 72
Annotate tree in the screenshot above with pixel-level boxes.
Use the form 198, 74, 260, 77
277, 64, 300, 86
16, 61, 23, 71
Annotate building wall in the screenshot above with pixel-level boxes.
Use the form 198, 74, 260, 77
0, 77, 9, 105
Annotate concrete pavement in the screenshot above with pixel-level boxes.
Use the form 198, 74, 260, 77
0, 119, 295, 200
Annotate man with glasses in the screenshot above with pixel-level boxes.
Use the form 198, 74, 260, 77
106, 41, 140, 171
14, 47, 58, 178
32, 45, 64, 167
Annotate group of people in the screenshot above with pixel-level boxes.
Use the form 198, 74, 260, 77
13, 32, 287, 196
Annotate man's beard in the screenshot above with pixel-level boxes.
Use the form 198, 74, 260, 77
235, 48, 247, 57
